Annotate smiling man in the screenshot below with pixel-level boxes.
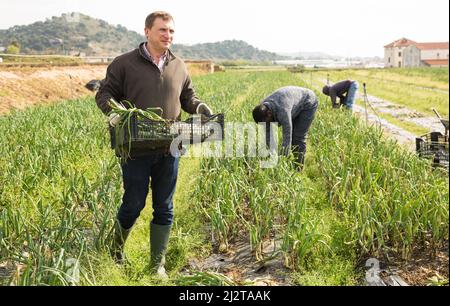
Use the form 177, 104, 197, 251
96, 11, 213, 278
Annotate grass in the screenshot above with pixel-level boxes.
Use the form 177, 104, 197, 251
383, 67, 449, 85
296, 68, 448, 136
0, 54, 84, 66
353, 101, 430, 136
290, 254, 361, 286
0, 70, 448, 286
313, 69, 449, 117
87, 156, 206, 286
193, 71, 448, 285
375, 113, 429, 136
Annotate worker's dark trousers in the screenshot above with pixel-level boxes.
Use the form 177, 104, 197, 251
118, 153, 179, 229
292, 101, 318, 165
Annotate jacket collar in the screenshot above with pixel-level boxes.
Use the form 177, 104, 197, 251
138, 42, 176, 63
263, 100, 277, 121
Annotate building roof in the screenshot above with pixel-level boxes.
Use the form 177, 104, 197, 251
415, 42, 449, 50
384, 38, 417, 48
385, 38, 449, 50
422, 59, 449, 66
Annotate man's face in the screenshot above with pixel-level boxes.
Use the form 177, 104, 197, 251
145, 17, 175, 53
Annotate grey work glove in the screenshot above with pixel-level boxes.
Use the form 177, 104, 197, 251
196, 103, 213, 116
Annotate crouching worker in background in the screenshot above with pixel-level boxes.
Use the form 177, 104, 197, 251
252, 86, 318, 169
322, 79, 359, 111
95, 11, 213, 278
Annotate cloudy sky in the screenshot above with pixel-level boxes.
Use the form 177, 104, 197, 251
0, 0, 448, 57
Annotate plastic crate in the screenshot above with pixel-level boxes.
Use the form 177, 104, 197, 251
110, 113, 224, 157
416, 132, 449, 169
172, 114, 224, 143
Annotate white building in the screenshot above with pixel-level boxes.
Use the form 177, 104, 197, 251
384, 38, 449, 68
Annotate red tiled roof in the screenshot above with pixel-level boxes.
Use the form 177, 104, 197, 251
415, 42, 449, 50
422, 59, 449, 66
384, 38, 416, 48
385, 39, 449, 50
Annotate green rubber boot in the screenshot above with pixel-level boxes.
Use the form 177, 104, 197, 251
150, 223, 172, 278
111, 219, 132, 264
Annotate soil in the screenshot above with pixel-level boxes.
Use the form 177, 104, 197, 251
396, 243, 449, 286
183, 237, 291, 286
0, 63, 213, 115
366, 241, 449, 286
0, 65, 107, 114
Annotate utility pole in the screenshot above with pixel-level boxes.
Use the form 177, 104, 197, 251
363, 83, 368, 123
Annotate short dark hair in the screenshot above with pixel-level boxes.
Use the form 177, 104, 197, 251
145, 11, 173, 29
322, 85, 330, 95
252, 104, 269, 123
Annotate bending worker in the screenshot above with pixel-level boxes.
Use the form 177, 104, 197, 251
252, 86, 318, 168
322, 79, 359, 110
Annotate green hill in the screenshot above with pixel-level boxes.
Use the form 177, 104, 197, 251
0, 13, 285, 61
0, 13, 143, 55
172, 40, 284, 61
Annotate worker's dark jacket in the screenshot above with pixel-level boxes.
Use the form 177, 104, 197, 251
96, 42, 201, 120
328, 79, 354, 105
263, 86, 318, 152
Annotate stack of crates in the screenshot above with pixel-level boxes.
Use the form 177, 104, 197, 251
416, 118, 449, 170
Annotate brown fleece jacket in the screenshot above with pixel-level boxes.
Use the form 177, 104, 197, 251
96, 42, 202, 120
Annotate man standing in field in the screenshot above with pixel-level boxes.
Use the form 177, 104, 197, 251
322, 79, 359, 110
252, 86, 318, 168
95, 11, 213, 278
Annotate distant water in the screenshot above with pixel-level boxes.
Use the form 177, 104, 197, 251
274, 59, 384, 68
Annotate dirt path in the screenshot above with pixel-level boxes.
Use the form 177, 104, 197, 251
352, 104, 418, 151
357, 91, 447, 135
311, 77, 448, 151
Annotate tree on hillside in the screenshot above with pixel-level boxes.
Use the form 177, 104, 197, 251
6, 41, 20, 54
6, 45, 20, 54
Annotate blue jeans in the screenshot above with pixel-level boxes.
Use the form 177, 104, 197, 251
343, 81, 359, 110
117, 153, 179, 229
